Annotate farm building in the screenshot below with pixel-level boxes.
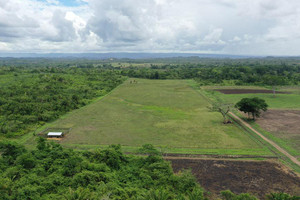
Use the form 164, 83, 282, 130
47, 132, 64, 138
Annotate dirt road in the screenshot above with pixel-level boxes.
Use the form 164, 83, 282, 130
229, 112, 300, 167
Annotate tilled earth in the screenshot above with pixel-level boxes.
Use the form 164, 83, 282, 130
256, 109, 300, 153
167, 158, 300, 199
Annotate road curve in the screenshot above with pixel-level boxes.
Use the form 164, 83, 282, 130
229, 112, 300, 167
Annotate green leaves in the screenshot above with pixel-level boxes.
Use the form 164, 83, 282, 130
15, 153, 36, 169
138, 144, 161, 156
221, 190, 258, 200
0, 69, 125, 137
266, 192, 299, 200
235, 97, 268, 120
0, 140, 298, 199
91, 145, 127, 170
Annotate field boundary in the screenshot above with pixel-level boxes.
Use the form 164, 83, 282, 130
130, 152, 277, 160
161, 153, 277, 159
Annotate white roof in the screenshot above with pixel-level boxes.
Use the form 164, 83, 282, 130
47, 132, 63, 136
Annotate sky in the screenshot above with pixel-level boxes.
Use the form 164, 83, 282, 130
0, 0, 300, 56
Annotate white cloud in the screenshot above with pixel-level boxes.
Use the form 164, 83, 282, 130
203, 28, 225, 44
0, 0, 299, 55
0, 41, 10, 51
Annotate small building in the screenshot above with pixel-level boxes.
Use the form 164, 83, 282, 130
47, 132, 64, 138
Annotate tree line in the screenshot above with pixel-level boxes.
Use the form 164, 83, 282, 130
120, 64, 300, 85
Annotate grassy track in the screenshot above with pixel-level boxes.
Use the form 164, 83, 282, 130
25, 79, 271, 155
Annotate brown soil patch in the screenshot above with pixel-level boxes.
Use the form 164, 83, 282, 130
47, 138, 63, 141
215, 89, 288, 94
167, 158, 300, 199
256, 110, 300, 152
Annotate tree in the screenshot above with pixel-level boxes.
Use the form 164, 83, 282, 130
235, 97, 268, 120
263, 75, 287, 97
208, 103, 232, 124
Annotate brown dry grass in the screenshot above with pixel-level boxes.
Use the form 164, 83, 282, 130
168, 158, 300, 199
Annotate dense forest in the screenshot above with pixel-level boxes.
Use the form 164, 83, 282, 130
0, 139, 296, 200
1, 57, 300, 137
121, 63, 300, 85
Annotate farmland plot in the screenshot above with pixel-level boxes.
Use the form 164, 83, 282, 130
40, 79, 270, 155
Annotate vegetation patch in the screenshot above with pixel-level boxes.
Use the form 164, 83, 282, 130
0, 140, 206, 200
33, 79, 271, 156
0, 68, 125, 137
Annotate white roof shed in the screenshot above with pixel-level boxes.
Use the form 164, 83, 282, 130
47, 132, 63, 137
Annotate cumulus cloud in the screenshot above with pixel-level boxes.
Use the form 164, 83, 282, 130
45, 10, 77, 42
0, 0, 300, 55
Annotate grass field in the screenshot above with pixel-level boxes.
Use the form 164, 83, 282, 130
25, 79, 272, 155
203, 89, 300, 109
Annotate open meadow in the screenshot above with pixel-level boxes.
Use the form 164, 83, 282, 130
28, 79, 272, 155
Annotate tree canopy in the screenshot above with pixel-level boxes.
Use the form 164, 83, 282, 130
0, 67, 125, 137
0, 140, 297, 200
235, 97, 268, 120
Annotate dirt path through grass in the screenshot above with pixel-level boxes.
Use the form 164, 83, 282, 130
229, 112, 300, 167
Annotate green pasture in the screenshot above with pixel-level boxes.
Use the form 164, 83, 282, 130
278, 85, 300, 95
25, 79, 271, 155
201, 85, 268, 90
204, 90, 300, 109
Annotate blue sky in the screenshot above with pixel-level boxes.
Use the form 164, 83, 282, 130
37, 0, 86, 7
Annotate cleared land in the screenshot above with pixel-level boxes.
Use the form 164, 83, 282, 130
256, 110, 300, 157
168, 158, 300, 199
230, 112, 300, 167
34, 79, 271, 155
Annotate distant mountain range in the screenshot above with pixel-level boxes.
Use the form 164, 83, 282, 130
0, 52, 260, 59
